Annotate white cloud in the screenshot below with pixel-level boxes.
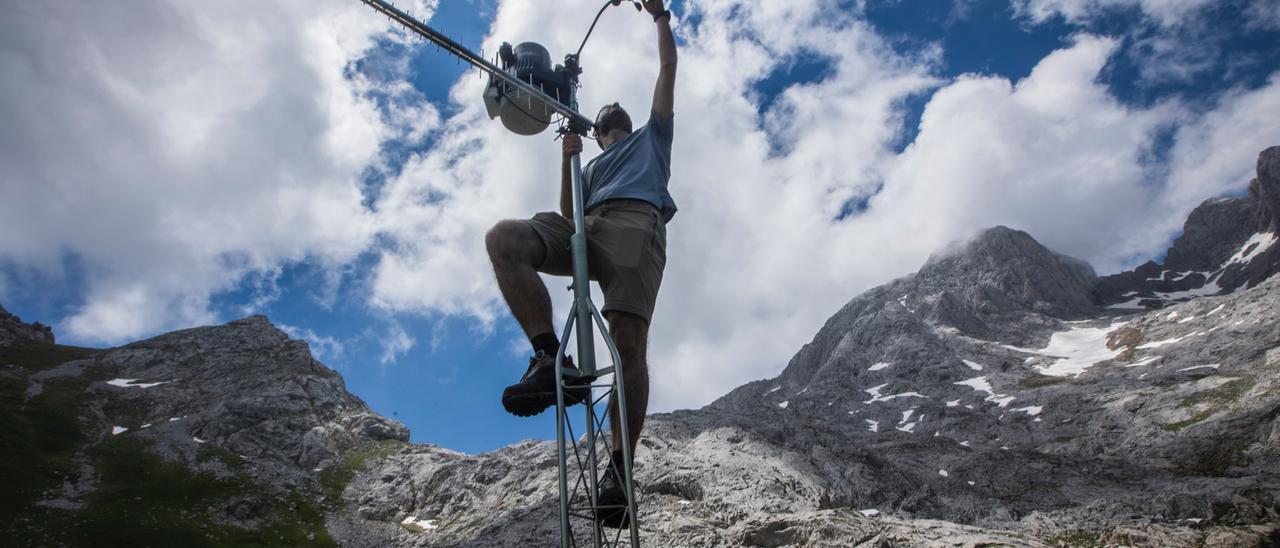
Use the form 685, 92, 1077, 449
378, 321, 415, 365
0, 0, 431, 343
1246, 1, 1280, 30
3, 0, 1276, 416
1013, 1, 1279, 87
873, 35, 1186, 272
280, 323, 346, 362
365, 2, 1277, 413
1013, 0, 1217, 27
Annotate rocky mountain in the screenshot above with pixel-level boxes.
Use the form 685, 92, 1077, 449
3, 148, 1279, 547
1094, 146, 1280, 309
1, 304, 54, 347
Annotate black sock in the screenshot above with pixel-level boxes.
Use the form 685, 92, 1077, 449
530, 333, 559, 357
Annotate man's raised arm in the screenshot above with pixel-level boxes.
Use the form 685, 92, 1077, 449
644, 0, 676, 117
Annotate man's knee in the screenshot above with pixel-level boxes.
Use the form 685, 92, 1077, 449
486, 220, 538, 264
606, 312, 649, 359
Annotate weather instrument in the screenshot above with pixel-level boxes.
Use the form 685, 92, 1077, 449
357, 1, 643, 546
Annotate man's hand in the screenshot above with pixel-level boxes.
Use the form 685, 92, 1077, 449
562, 133, 583, 159
641, 0, 665, 18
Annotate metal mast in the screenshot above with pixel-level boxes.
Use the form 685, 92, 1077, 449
357, 1, 641, 546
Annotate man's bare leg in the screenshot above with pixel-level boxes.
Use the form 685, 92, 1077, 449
605, 311, 651, 459
485, 220, 554, 339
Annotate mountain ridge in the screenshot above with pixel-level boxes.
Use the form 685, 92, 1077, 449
3, 148, 1280, 546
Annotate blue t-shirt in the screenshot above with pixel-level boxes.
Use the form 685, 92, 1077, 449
582, 110, 677, 223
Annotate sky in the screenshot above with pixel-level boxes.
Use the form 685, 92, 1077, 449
2, 0, 1278, 454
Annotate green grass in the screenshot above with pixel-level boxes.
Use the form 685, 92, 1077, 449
195, 443, 247, 473
1178, 377, 1254, 409
0, 343, 100, 372
1, 343, 338, 546
1156, 377, 1256, 431
4, 433, 338, 546
1049, 530, 1101, 546
1156, 408, 1220, 432
317, 440, 399, 512
0, 345, 102, 527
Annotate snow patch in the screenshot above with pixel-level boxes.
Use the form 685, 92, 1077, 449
896, 409, 922, 432
1003, 325, 1124, 377
106, 378, 173, 389
402, 516, 439, 530
866, 419, 879, 433
1137, 336, 1184, 349
962, 359, 984, 371
1013, 406, 1043, 416
1177, 364, 1221, 373
765, 385, 782, 394
868, 362, 892, 371
1156, 284, 1223, 301
946, 399, 960, 407
859, 509, 880, 517
938, 469, 949, 477
1207, 304, 1226, 316
1107, 297, 1147, 309
111, 426, 127, 435
954, 376, 1016, 407
1226, 232, 1278, 265
1124, 356, 1161, 368
955, 376, 993, 393
863, 384, 927, 404
193, 437, 207, 444
777, 400, 789, 409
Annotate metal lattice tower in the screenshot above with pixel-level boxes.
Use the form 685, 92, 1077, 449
358, 1, 641, 545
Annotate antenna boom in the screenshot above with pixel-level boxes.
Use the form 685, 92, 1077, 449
359, 0, 593, 132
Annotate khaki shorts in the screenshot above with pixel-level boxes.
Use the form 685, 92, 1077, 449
523, 200, 667, 324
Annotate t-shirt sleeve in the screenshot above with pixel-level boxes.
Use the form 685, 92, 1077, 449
647, 110, 674, 142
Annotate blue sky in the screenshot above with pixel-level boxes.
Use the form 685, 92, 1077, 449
2, 0, 1278, 454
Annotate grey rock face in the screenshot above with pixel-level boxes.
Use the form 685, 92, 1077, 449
1252, 146, 1280, 233
89, 315, 407, 480
330, 208, 1278, 546
10, 148, 1280, 547
1096, 147, 1280, 309
1163, 197, 1259, 273
919, 226, 1098, 319
0, 303, 55, 347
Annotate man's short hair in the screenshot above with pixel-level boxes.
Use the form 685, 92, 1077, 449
594, 103, 632, 137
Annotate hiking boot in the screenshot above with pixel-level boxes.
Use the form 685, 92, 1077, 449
596, 460, 633, 528
501, 351, 591, 417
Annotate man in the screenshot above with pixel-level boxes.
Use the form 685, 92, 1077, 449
483, 0, 676, 528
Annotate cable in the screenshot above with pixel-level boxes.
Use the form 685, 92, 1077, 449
499, 87, 553, 126
576, 0, 640, 59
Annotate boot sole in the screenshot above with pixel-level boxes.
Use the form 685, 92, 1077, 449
501, 388, 590, 417
596, 507, 630, 529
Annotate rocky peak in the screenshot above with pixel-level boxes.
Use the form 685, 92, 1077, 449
918, 225, 1097, 319
1095, 146, 1280, 308
1162, 197, 1258, 272
1250, 145, 1280, 233
92, 314, 409, 473
0, 303, 55, 347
